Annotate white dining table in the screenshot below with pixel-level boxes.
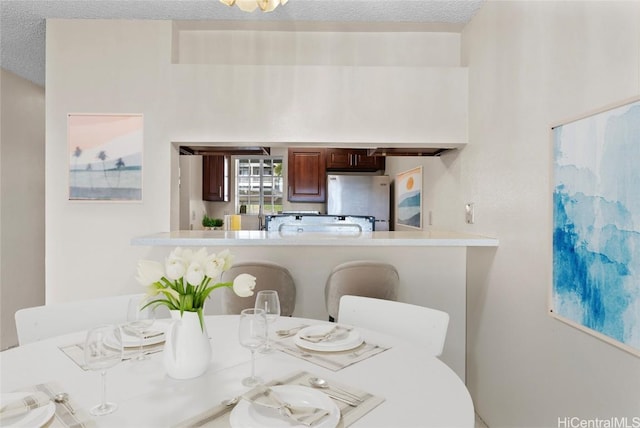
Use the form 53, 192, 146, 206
0, 315, 474, 428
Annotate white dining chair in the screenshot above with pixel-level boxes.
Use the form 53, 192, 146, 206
219, 261, 296, 316
325, 260, 399, 321
337, 295, 450, 357
14, 293, 164, 345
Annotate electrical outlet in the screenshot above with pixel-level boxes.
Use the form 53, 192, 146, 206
465, 203, 475, 224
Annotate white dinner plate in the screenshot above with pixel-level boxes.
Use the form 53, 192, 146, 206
121, 319, 170, 347
0, 393, 56, 428
230, 385, 340, 428
294, 325, 363, 352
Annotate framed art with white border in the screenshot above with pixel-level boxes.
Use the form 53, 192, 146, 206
395, 166, 423, 230
551, 97, 640, 357
68, 113, 143, 201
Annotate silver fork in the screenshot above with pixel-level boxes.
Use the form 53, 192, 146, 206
300, 326, 353, 343
276, 325, 307, 337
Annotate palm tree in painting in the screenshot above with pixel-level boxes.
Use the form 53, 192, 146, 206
97, 150, 110, 187
72, 146, 82, 186
86, 163, 94, 189
115, 157, 125, 187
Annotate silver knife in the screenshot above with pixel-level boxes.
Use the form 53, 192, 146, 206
320, 391, 359, 407
140, 331, 164, 339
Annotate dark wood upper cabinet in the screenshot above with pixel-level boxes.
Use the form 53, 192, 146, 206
287, 148, 326, 202
325, 148, 385, 171
202, 155, 229, 202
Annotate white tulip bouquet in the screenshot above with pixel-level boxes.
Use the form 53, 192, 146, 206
136, 247, 256, 329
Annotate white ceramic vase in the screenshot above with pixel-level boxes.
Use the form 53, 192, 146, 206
163, 310, 212, 379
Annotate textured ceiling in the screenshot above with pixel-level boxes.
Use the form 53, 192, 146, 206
0, 0, 484, 87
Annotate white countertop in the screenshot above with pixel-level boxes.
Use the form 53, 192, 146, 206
131, 230, 499, 247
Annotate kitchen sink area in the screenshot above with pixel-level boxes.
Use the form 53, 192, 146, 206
265, 214, 375, 235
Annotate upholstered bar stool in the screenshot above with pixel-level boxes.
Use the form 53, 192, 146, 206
324, 260, 399, 321
219, 261, 296, 316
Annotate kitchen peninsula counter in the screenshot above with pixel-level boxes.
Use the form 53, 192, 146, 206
131, 230, 499, 247
131, 230, 498, 381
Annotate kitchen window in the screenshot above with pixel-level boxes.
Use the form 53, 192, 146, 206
235, 157, 283, 217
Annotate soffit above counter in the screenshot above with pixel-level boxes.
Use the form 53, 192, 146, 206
366, 145, 461, 157
179, 145, 270, 156
177, 142, 465, 157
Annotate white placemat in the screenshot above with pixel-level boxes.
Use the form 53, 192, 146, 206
173, 371, 384, 428
59, 341, 164, 370
272, 328, 389, 371
10, 382, 95, 428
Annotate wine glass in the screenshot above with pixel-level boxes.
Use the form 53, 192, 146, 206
238, 308, 267, 386
126, 295, 156, 361
84, 324, 123, 416
254, 290, 280, 353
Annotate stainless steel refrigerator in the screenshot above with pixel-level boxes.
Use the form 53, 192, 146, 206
327, 174, 391, 231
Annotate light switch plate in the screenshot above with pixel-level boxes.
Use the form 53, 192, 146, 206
465, 203, 474, 224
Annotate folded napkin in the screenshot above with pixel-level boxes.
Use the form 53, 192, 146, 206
0, 391, 51, 421
243, 385, 329, 427
122, 325, 165, 341
300, 326, 351, 343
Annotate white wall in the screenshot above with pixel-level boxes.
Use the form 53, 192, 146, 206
176, 28, 462, 67
458, 1, 640, 426
46, 21, 174, 304
180, 155, 207, 231
0, 69, 45, 349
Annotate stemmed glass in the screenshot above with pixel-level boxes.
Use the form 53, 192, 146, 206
84, 324, 123, 416
254, 290, 280, 353
126, 295, 155, 361
238, 308, 267, 387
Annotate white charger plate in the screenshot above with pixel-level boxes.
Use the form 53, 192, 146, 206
294, 325, 363, 352
230, 385, 340, 428
121, 319, 170, 347
0, 393, 56, 428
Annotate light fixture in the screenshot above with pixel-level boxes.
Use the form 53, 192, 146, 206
220, 0, 288, 13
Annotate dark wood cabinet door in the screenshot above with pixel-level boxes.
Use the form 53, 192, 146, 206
202, 155, 229, 202
352, 152, 385, 170
287, 148, 326, 202
325, 148, 385, 171
326, 149, 353, 169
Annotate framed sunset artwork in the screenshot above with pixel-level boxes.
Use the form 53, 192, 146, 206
68, 114, 143, 201
396, 166, 422, 229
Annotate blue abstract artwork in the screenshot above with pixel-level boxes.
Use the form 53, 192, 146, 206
553, 98, 640, 356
